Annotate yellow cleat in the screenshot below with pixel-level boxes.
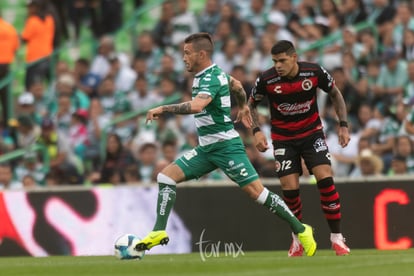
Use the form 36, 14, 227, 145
297, 224, 317, 256
134, 230, 169, 251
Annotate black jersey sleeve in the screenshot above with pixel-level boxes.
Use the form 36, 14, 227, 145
250, 74, 266, 105
317, 65, 335, 93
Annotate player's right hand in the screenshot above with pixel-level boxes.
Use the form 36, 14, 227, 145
146, 106, 163, 124
254, 131, 269, 152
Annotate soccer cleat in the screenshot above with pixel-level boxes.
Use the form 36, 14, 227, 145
288, 233, 304, 257
297, 224, 317, 256
331, 233, 350, 256
134, 230, 169, 251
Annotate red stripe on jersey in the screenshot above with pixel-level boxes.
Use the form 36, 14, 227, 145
270, 112, 321, 140
269, 76, 319, 95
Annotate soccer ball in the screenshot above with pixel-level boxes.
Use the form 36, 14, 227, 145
114, 234, 145, 260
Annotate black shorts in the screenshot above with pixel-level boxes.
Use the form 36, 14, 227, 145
272, 130, 331, 177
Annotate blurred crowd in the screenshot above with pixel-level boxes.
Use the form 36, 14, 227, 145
1, 0, 414, 189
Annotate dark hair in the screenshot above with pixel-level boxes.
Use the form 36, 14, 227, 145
76, 58, 90, 67
271, 40, 296, 55
184, 32, 214, 56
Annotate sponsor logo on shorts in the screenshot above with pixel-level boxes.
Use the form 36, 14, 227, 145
313, 138, 327, 152
274, 148, 286, 156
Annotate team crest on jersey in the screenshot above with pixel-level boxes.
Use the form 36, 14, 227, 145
228, 160, 235, 167
313, 138, 327, 152
301, 79, 313, 91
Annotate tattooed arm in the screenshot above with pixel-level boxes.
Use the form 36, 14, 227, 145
146, 94, 212, 123
229, 77, 247, 108
229, 76, 254, 128
329, 86, 351, 148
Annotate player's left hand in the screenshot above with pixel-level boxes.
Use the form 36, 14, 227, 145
338, 126, 350, 148
235, 105, 253, 128
146, 106, 163, 124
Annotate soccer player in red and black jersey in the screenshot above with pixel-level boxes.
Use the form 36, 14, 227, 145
246, 40, 351, 256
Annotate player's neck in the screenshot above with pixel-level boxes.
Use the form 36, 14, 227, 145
286, 63, 299, 79
195, 61, 214, 75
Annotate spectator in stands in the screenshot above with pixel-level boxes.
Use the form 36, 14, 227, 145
134, 31, 163, 76
136, 142, 158, 184
14, 114, 40, 149
198, 0, 221, 35
388, 154, 408, 175
219, 2, 242, 35
67, 0, 100, 41
124, 164, 141, 184
107, 54, 136, 94
392, 2, 414, 53
21, 0, 55, 90
362, 103, 400, 173
69, 108, 89, 160
151, 0, 174, 50
22, 174, 38, 188
89, 133, 136, 184
49, 73, 90, 115
370, 48, 408, 107
0, 12, 19, 128
84, 98, 111, 172
90, 35, 122, 79
403, 60, 414, 105
44, 170, 61, 186
350, 148, 384, 177
152, 140, 179, 182
37, 117, 82, 184
154, 53, 183, 88
329, 67, 367, 126
16, 92, 42, 126
170, 0, 199, 48
128, 75, 162, 111
156, 76, 179, 100
28, 80, 51, 121
367, 0, 396, 47
265, 10, 294, 42
54, 93, 72, 135
212, 20, 233, 54
97, 76, 123, 114
257, 33, 276, 71
326, 121, 360, 177
338, 0, 367, 26
74, 57, 101, 98
109, 100, 136, 146
393, 135, 414, 173
402, 28, 414, 61
0, 162, 22, 189
271, 0, 302, 41
241, 0, 268, 37
14, 152, 45, 186
213, 37, 243, 74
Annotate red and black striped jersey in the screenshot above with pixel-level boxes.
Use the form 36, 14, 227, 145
250, 61, 335, 141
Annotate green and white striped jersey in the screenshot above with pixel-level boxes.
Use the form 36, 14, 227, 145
192, 64, 239, 151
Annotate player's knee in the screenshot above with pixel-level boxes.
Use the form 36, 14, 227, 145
157, 173, 177, 185
243, 180, 265, 201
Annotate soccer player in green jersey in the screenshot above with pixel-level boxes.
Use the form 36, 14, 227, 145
134, 32, 316, 256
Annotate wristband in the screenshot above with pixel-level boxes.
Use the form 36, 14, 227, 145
252, 127, 261, 134
339, 121, 348, 128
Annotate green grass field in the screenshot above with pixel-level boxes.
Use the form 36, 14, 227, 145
1, 249, 414, 276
